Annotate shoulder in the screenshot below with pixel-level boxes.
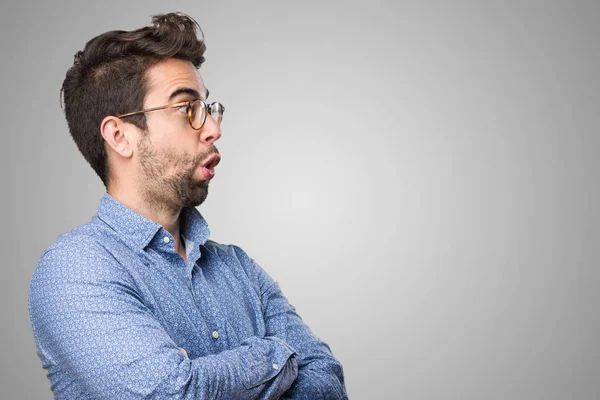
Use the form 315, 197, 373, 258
202, 240, 261, 280
31, 223, 128, 290
202, 239, 253, 264
29, 225, 135, 324
201, 240, 273, 289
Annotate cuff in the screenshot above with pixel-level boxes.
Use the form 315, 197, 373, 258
240, 336, 298, 390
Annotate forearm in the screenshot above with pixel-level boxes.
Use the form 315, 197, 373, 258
232, 246, 348, 399
261, 281, 347, 399
154, 336, 298, 399
282, 360, 347, 400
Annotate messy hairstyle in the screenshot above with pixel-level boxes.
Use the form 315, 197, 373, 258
61, 12, 206, 187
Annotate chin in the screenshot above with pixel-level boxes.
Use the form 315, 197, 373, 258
181, 182, 209, 207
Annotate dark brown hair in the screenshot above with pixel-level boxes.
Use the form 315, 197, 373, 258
61, 12, 206, 187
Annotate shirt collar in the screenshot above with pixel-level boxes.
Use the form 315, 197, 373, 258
96, 192, 211, 251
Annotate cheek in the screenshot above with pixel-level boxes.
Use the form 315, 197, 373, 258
145, 128, 172, 151
169, 127, 199, 153
146, 125, 201, 167
147, 115, 184, 145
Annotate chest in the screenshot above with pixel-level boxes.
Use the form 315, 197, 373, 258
124, 247, 267, 358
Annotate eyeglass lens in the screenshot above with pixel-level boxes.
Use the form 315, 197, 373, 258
190, 100, 224, 129
209, 102, 224, 125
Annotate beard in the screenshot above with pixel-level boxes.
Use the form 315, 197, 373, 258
137, 135, 217, 210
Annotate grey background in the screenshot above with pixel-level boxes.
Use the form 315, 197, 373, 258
1, 1, 599, 399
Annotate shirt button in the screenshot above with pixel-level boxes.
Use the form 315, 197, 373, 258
273, 363, 279, 370
163, 237, 170, 243
212, 330, 219, 339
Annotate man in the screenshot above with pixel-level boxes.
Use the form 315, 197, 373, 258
28, 12, 347, 399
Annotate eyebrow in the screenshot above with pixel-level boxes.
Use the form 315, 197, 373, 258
168, 87, 209, 101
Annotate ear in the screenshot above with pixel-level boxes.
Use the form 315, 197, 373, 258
100, 116, 134, 158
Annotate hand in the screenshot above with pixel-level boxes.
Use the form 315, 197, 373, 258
178, 347, 188, 358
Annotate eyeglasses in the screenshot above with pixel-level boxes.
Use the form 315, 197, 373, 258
117, 99, 225, 130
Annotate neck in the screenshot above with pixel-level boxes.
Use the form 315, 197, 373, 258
107, 185, 185, 254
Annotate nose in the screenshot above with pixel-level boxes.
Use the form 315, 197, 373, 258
199, 113, 222, 144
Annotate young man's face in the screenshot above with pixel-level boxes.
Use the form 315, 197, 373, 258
135, 58, 221, 208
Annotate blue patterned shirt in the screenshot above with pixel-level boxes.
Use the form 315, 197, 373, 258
28, 193, 347, 399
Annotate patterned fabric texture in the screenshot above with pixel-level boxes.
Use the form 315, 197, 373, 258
29, 193, 347, 399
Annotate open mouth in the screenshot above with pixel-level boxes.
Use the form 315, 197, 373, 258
200, 154, 221, 180
202, 154, 221, 169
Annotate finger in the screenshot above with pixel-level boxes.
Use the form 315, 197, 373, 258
178, 347, 188, 358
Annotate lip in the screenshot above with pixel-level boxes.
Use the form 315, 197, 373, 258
201, 153, 221, 169
200, 153, 221, 180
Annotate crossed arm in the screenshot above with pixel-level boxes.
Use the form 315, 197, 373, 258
233, 246, 348, 399
29, 241, 347, 399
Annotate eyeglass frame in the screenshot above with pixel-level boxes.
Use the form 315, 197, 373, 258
116, 99, 225, 130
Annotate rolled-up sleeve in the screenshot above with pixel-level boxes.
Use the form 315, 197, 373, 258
28, 240, 298, 399
233, 246, 349, 400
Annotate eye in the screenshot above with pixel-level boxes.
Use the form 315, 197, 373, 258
177, 104, 189, 114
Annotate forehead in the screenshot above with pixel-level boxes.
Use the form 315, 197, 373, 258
144, 58, 207, 103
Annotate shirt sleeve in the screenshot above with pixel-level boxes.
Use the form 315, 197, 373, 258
232, 246, 349, 400
28, 239, 298, 400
